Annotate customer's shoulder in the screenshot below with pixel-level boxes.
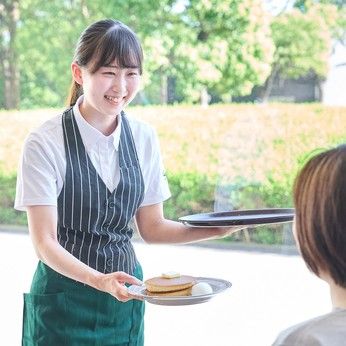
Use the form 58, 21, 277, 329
273, 310, 346, 346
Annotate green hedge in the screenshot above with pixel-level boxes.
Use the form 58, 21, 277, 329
0, 170, 294, 244
164, 171, 294, 245
0, 172, 27, 225
164, 172, 217, 220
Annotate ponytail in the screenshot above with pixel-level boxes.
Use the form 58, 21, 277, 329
66, 80, 83, 107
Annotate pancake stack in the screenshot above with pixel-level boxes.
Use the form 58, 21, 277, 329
145, 273, 196, 296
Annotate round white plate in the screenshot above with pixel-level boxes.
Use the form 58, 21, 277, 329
128, 277, 232, 306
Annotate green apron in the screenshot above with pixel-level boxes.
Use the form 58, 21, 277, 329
22, 261, 145, 346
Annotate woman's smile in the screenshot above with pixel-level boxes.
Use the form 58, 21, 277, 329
105, 95, 122, 105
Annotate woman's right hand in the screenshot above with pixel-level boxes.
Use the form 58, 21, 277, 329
25, 206, 143, 302
95, 271, 143, 302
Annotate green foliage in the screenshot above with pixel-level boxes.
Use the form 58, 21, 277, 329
0, 166, 293, 244
249, 225, 287, 245
164, 172, 217, 220
271, 7, 332, 79
1, 0, 276, 108
2, 0, 339, 108
259, 178, 293, 210
182, 0, 274, 99
163, 171, 294, 245
294, 0, 345, 11
0, 69, 4, 108
0, 171, 27, 225
215, 175, 293, 212
17, 0, 92, 108
0, 136, 343, 246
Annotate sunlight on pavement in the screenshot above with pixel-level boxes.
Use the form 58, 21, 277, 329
0, 232, 329, 346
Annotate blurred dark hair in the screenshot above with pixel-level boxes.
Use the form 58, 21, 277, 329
66, 19, 143, 106
293, 144, 346, 287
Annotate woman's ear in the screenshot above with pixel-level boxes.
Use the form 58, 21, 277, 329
71, 62, 83, 85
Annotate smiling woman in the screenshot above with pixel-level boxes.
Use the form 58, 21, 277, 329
72, 62, 141, 134
14, 18, 242, 346
67, 19, 143, 131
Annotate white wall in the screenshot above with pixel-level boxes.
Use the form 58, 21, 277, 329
323, 42, 346, 106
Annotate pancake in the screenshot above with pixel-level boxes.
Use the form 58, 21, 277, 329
145, 275, 196, 293
146, 286, 192, 297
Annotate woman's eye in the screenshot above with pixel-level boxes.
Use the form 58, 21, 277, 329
103, 71, 115, 76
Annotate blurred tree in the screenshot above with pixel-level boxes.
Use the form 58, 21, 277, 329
294, 0, 346, 45
294, 0, 345, 11
262, 4, 335, 100
0, 0, 20, 109
16, 0, 176, 107
180, 0, 274, 103
4, 0, 278, 108
17, 0, 95, 108
21, 0, 274, 106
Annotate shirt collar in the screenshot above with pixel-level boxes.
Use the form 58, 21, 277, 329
73, 95, 121, 151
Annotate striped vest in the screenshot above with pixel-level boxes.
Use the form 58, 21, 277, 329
57, 108, 144, 274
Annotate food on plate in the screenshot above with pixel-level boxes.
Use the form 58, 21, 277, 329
146, 286, 192, 297
145, 273, 196, 293
144, 273, 214, 297
161, 271, 180, 279
191, 282, 213, 296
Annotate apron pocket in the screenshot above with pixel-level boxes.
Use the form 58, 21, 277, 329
23, 292, 67, 346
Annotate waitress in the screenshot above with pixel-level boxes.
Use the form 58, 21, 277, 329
15, 19, 239, 345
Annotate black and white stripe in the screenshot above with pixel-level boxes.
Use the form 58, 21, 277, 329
57, 108, 144, 274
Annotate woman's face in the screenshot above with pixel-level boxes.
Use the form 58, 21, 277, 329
72, 59, 140, 119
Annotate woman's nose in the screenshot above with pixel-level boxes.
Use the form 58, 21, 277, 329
112, 75, 127, 95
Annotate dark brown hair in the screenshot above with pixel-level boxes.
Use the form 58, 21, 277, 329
66, 19, 143, 106
293, 144, 346, 287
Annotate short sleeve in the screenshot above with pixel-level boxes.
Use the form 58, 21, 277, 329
140, 127, 171, 207
15, 134, 58, 211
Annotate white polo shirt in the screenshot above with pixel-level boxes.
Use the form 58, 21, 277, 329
15, 97, 171, 211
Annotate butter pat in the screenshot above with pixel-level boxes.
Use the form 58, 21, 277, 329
161, 271, 180, 279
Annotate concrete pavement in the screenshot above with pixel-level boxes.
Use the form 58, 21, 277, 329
0, 232, 330, 346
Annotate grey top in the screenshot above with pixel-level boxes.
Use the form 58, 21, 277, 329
272, 308, 346, 346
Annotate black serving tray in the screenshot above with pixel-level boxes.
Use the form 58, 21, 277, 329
179, 208, 294, 227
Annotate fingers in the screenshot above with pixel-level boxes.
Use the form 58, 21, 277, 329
112, 283, 144, 302
109, 278, 131, 302
96, 271, 144, 301
113, 286, 131, 302
114, 271, 143, 286
129, 294, 144, 302
108, 272, 143, 302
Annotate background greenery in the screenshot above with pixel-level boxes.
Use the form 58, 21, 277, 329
1, 104, 345, 244
0, 0, 345, 108
1, 0, 345, 245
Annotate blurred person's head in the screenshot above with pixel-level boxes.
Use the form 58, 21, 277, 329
293, 144, 346, 288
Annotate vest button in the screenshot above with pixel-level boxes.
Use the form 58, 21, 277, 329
108, 202, 115, 208
106, 259, 112, 267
